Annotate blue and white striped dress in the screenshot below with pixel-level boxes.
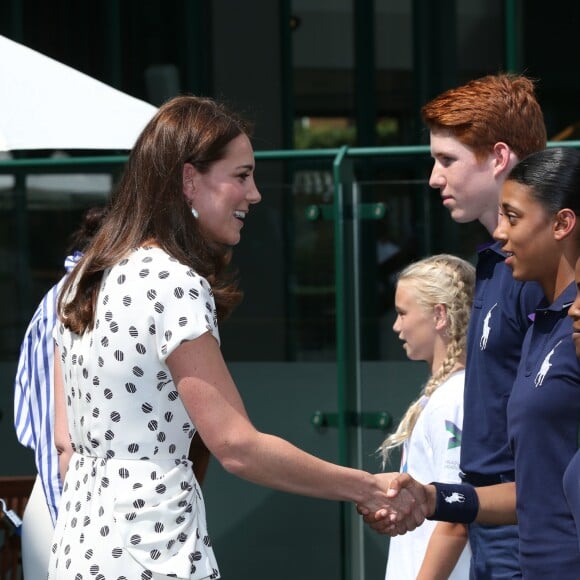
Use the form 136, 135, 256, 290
14, 252, 81, 525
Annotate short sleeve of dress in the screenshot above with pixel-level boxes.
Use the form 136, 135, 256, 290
147, 254, 220, 362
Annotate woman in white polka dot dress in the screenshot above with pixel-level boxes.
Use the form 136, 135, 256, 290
49, 96, 428, 579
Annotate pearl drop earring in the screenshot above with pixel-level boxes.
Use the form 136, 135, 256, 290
191, 207, 199, 219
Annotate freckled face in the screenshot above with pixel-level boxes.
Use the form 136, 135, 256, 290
568, 258, 580, 357
392, 281, 437, 366
493, 180, 556, 284
191, 134, 261, 246
428, 131, 499, 231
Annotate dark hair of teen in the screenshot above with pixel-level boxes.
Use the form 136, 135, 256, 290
507, 147, 580, 216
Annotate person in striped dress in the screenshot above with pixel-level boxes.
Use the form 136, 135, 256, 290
14, 206, 106, 578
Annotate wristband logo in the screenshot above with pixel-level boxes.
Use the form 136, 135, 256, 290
429, 483, 478, 524
443, 491, 465, 504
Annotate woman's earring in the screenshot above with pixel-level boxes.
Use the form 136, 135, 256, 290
191, 207, 199, 219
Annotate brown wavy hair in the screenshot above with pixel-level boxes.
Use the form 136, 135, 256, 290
421, 73, 546, 161
58, 95, 252, 334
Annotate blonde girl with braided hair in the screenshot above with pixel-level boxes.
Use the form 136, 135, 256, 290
381, 254, 475, 580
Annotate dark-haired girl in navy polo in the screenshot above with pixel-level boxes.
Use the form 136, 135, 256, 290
494, 147, 580, 578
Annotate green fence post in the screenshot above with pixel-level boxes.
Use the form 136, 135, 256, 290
332, 146, 365, 580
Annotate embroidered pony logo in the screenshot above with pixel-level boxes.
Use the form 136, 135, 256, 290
480, 303, 498, 350
443, 492, 465, 504
534, 340, 562, 387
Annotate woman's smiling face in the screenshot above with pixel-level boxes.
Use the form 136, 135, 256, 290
186, 133, 262, 246
493, 179, 556, 283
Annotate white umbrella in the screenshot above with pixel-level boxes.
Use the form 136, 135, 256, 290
0, 34, 157, 151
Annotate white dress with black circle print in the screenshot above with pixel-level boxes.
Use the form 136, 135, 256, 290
48, 247, 221, 580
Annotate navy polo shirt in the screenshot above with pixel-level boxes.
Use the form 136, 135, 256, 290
563, 449, 580, 551
508, 282, 580, 577
461, 242, 543, 477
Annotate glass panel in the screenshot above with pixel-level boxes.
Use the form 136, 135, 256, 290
289, 167, 336, 359
355, 172, 487, 362
220, 173, 291, 362
223, 161, 338, 362
0, 169, 112, 359
226, 155, 487, 363
0, 165, 115, 481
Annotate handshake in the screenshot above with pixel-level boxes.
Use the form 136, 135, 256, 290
358, 473, 435, 536
359, 473, 482, 535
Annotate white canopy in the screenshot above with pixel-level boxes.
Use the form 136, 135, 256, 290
0, 34, 157, 151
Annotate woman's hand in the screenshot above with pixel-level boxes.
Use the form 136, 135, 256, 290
358, 473, 435, 536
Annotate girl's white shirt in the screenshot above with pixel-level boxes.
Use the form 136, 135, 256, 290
385, 370, 471, 580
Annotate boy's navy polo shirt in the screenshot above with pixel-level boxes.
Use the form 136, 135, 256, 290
508, 282, 580, 577
461, 242, 543, 479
